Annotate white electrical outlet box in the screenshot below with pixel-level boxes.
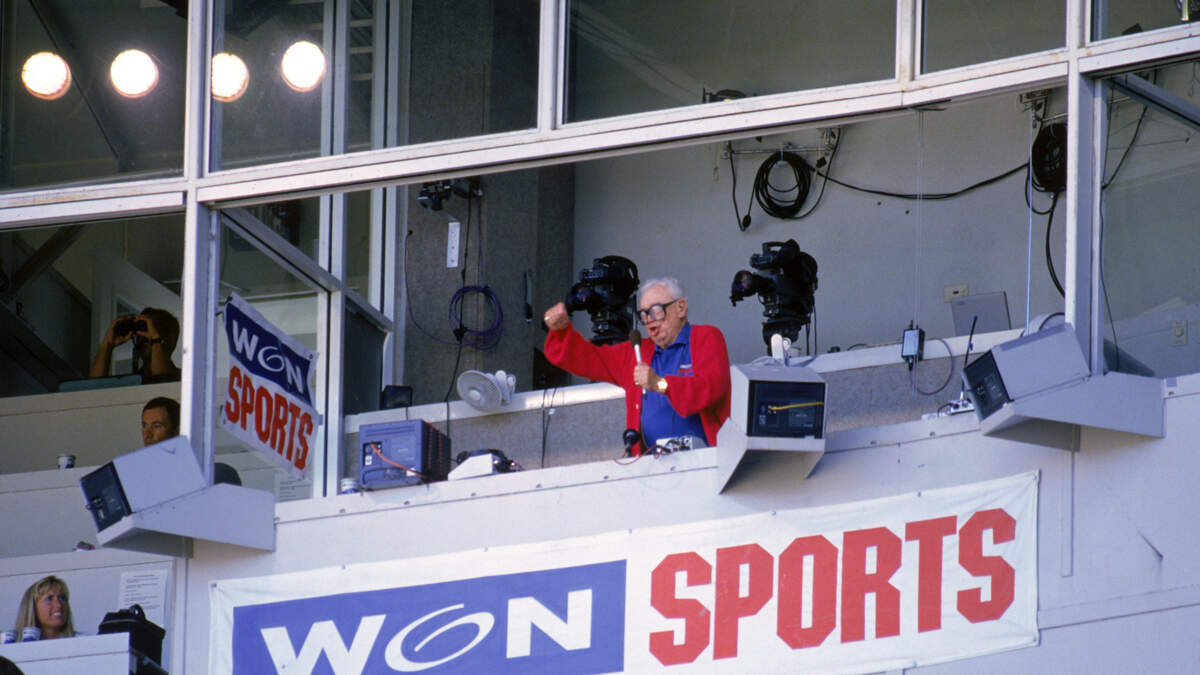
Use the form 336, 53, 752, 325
943, 283, 968, 302
446, 220, 460, 268
1171, 319, 1187, 346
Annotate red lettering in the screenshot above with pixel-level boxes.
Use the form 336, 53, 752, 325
841, 527, 902, 642
240, 374, 255, 430
254, 388, 273, 443
713, 544, 773, 659
294, 413, 313, 471
957, 509, 1015, 622
904, 516, 957, 632
777, 535, 838, 649
649, 553, 712, 666
225, 366, 242, 423
286, 402, 301, 460
270, 393, 290, 455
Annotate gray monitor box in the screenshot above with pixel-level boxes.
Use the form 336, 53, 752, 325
111, 436, 207, 513
952, 291, 1011, 335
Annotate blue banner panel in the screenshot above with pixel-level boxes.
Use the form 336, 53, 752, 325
224, 298, 313, 406
232, 560, 626, 674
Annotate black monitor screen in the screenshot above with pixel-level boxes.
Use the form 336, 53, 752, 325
747, 380, 825, 438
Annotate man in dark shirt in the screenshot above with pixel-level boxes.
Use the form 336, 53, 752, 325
89, 308, 182, 383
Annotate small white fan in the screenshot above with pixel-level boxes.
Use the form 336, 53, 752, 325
456, 369, 516, 411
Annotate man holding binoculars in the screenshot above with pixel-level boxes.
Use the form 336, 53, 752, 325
88, 307, 181, 383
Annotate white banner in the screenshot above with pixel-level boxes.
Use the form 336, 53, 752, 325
219, 293, 319, 478
211, 472, 1038, 674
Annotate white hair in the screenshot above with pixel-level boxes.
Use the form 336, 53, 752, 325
638, 277, 686, 303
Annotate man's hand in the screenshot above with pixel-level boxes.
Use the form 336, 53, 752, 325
138, 313, 163, 342
101, 315, 139, 349
543, 302, 570, 331
633, 363, 662, 392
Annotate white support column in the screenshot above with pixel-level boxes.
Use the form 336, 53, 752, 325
543, 0, 563, 128
897, 0, 918, 83
390, 0, 410, 387
181, 0, 214, 480
180, 203, 220, 482
1064, 60, 1100, 372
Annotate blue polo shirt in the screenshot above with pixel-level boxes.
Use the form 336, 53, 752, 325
642, 323, 707, 446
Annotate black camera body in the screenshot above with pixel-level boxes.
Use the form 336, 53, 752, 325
564, 255, 639, 345
730, 240, 819, 347
114, 317, 148, 338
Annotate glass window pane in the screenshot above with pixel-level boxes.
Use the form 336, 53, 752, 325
215, 221, 322, 503
1094, 2, 1198, 41
342, 304, 384, 418
211, 0, 328, 168
1100, 61, 1200, 378
1, 0, 186, 190
565, 0, 894, 123
406, 0, 538, 145
234, 197, 323, 265
345, 190, 377, 304
211, 0, 539, 170
0, 215, 185, 475
0, 215, 186, 398
922, 0, 1064, 74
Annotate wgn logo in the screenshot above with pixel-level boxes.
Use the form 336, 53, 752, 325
225, 299, 313, 405
231, 561, 625, 674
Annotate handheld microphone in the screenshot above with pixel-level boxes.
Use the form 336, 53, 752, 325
629, 327, 644, 393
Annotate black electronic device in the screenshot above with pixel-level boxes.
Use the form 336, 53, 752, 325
730, 239, 819, 347
964, 350, 1011, 419
901, 324, 925, 369
80, 463, 133, 532
728, 363, 827, 444
745, 379, 825, 438
98, 604, 165, 666
564, 255, 639, 345
114, 317, 148, 338
622, 428, 642, 457
359, 419, 450, 490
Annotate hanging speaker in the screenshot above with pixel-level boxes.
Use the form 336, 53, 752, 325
456, 369, 516, 412
1031, 122, 1067, 193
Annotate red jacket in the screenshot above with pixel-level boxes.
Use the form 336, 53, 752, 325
544, 323, 731, 455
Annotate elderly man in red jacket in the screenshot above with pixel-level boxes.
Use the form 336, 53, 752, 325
544, 277, 730, 456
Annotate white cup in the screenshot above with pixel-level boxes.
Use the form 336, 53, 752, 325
57, 453, 76, 469
21, 626, 40, 641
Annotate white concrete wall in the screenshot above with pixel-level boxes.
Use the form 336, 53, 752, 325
0, 382, 179, 475
570, 93, 1067, 366
160, 372, 1200, 674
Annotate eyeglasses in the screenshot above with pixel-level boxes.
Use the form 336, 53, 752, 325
637, 298, 680, 324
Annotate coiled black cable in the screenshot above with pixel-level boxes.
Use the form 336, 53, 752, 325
751, 150, 812, 221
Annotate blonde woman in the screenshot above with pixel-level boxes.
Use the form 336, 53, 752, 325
15, 576, 75, 641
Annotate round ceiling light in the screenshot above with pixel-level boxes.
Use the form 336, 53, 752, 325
281, 40, 325, 92
212, 52, 249, 102
111, 49, 159, 98
22, 52, 72, 100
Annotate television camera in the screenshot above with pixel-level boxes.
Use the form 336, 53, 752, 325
564, 255, 639, 345
730, 239, 819, 348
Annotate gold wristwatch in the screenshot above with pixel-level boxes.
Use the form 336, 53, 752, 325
655, 376, 668, 394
